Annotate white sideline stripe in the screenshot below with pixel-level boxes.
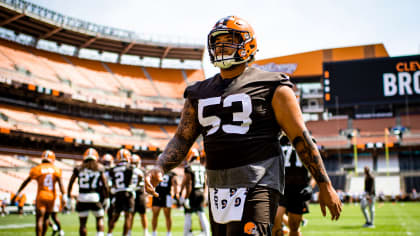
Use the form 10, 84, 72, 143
0, 223, 34, 229
304, 232, 419, 235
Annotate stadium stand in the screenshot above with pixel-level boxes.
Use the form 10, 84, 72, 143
145, 67, 186, 98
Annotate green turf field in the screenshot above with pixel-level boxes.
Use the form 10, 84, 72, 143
0, 202, 419, 235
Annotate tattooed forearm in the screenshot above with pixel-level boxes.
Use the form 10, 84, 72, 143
292, 131, 330, 183
157, 99, 200, 173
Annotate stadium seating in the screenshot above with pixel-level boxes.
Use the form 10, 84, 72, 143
306, 118, 348, 136
0, 104, 177, 150
145, 67, 186, 98
184, 69, 205, 83
0, 38, 205, 111
353, 117, 396, 135
0, 39, 59, 82
105, 62, 158, 97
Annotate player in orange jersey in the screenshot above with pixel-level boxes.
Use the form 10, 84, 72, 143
13, 150, 66, 236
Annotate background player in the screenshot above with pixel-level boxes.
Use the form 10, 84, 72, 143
107, 149, 141, 236
67, 148, 109, 236
180, 149, 210, 236
273, 135, 316, 236
361, 166, 375, 228
13, 150, 66, 236
151, 170, 178, 236
130, 154, 149, 236
100, 153, 115, 229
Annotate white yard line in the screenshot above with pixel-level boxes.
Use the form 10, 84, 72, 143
0, 223, 34, 229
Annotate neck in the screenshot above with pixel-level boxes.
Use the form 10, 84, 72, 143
220, 63, 247, 79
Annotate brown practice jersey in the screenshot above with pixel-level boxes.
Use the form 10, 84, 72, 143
184, 67, 293, 170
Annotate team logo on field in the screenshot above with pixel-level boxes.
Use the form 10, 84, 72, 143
244, 221, 258, 235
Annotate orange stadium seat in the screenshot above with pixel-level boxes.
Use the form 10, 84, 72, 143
131, 124, 169, 139
102, 121, 133, 137
65, 57, 121, 93
401, 114, 420, 133
145, 67, 187, 98
105, 62, 158, 97
0, 39, 59, 82
0, 44, 15, 71
0, 154, 30, 168
184, 69, 205, 83
306, 118, 348, 137
353, 117, 396, 136
0, 105, 40, 125
32, 49, 95, 89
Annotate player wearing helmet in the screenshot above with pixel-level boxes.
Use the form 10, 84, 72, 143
68, 148, 109, 236
100, 153, 115, 228
130, 154, 149, 236
107, 149, 142, 236
180, 149, 210, 236
13, 150, 66, 236
145, 16, 341, 235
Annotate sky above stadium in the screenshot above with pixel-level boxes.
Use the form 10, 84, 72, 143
29, 0, 420, 77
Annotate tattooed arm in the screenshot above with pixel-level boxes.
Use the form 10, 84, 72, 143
272, 85, 342, 220
145, 98, 201, 197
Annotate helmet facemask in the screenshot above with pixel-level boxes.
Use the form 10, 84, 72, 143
208, 29, 248, 69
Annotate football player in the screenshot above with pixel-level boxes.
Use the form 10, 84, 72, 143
130, 154, 149, 236
107, 149, 141, 236
67, 148, 109, 236
145, 15, 341, 236
151, 170, 178, 236
361, 166, 375, 228
100, 153, 114, 228
272, 135, 316, 236
180, 149, 210, 236
13, 150, 66, 236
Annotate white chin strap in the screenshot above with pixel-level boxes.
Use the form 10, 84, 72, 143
213, 52, 247, 69
214, 52, 235, 69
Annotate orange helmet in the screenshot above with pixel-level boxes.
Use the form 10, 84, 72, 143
131, 154, 141, 166
208, 16, 257, 69
116, 148, 131, 163
101, 153, 114, 165
83, 148, 99, 161
188, 148, 200, 163
41, 150, 56, 163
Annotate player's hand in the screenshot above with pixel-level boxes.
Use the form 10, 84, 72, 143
145, 167, 164, 197
103, 198, 110, 210
62, 194, 68, 206
184, 198, 191, 209
318, 182, 342, 221
65, 195, 72, 210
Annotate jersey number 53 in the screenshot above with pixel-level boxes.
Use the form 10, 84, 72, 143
198, 93, 252, 135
